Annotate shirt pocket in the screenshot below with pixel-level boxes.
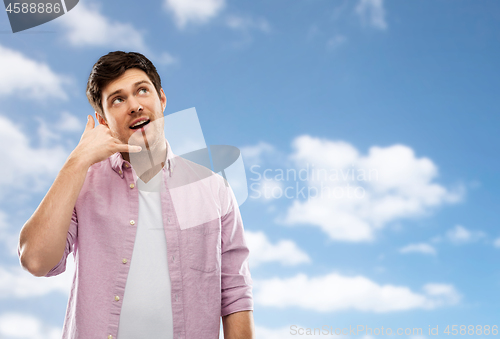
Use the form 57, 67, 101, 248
188, 221, 221, 273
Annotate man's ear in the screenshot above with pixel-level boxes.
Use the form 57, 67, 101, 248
160, 88, 167, 112
95, 112, 108, 127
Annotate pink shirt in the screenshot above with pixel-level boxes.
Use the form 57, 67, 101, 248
40, 141, 253, 339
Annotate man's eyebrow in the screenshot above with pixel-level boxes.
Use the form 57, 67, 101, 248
106, 80, 153, 102
134, 80, 152, 87
106, 89, 122, 102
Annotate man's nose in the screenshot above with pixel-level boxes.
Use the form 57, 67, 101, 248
128, 96, 143, 114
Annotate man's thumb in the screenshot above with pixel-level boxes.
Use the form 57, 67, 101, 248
85, 115, 95, 130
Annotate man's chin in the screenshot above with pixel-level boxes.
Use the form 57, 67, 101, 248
127, 130, 163, 151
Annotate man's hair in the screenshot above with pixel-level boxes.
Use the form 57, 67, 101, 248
86, 51, 162, 119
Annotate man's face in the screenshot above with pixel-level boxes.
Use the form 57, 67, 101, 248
97, 68, 166, 149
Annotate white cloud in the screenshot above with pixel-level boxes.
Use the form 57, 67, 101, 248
284, 198, 374, 241
241, 141, 276, 166
0, 211, 18, 256
306, 24, 321, 41
327, 34, 347, 50
157, 52, 178, 66
446, 225, 485, 244
0, 115, 68, 197
164, 0, 225, 29
400, 243, 437, 255
355, 0, 387, 30
430, 235, 442, 244
423, 283, 461, 304
0, 259, 74, 299
249, 177, 283, 202
0, 313, 61, 339
56, 111, 83, 133
254, 273, 461, 313
225, 15, 271, 33
289, 136, 358, 169
36, 112, 83, 146
0, 44, 69, 100
57, 2, 147, 51
281, 135, 463, 242
38, 122, 60, 145
245, 230, 310, 267
244, 143, 288, 203
494, 238, 500, 248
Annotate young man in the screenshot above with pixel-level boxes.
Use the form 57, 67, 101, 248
18, 51, 254, 338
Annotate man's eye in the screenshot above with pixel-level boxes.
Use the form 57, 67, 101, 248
113, 97, 123, 104
139, 88, 148, 94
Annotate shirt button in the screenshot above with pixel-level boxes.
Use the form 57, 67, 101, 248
130, 220, 135, 225
108, 335, 113, 339
122, 258, 128, 264
118, 170, 122, 175
129, 183, 135, 189
115, 295, 120, 301
125, 164, 130, 168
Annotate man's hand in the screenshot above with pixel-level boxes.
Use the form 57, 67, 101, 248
19, 114, 141, 277
70, 115, 142, 168
222, 310, 255, 339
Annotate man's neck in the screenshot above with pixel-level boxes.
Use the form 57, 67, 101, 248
121, 140, 167, 183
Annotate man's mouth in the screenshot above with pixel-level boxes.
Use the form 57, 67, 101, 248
130, 119, 151, 129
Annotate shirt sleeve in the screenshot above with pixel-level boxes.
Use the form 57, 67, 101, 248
44, 206, 78, 277
220, 184, 254, 317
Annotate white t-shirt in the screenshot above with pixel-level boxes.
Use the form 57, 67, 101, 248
117, 169, 173, 338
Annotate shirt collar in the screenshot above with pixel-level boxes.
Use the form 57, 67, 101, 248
110, 138, 176, 177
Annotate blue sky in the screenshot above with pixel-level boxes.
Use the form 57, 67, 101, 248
0, 0, 499, 337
